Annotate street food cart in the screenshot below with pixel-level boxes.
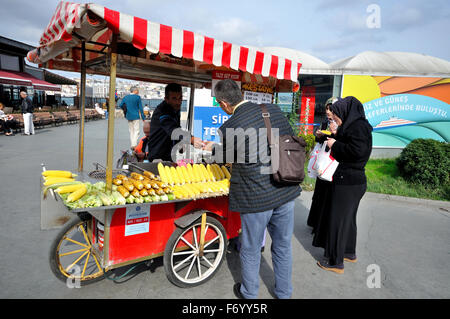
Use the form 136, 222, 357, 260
29, 1, 302, 287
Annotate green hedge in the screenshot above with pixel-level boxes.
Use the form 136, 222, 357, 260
396, 139, 449, 187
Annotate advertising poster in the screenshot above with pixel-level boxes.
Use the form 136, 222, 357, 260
299, 86, 316, 134
342, 75, 450, 147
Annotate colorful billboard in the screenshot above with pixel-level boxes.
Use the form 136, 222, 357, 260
341, 75, 450, 147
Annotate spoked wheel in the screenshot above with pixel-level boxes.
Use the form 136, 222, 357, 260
164, 215, 227, 288
49, 215, 105, 286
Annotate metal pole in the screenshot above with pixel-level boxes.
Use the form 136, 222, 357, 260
188, 83, 195, 132
105, 34, 117, 192
78, 41, 86, 172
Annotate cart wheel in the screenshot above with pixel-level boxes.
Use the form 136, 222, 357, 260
164, 215, 227, 288
49, 215, 105, 286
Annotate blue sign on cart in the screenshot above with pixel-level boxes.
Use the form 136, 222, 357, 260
193, 106, 230, 142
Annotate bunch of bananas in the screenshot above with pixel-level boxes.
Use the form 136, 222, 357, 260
157, 163, 231, 200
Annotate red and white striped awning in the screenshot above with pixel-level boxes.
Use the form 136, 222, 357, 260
28, 1, 301, 85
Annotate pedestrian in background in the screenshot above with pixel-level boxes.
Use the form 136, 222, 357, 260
211, 79, 301, 299
314, 96, 373, 274
20, 91, 34, 135
120, 86, 145, 149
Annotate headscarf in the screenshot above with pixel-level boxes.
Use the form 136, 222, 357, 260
329, 96, 372, 134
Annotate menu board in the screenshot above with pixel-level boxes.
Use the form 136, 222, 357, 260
243, 91, 273, 104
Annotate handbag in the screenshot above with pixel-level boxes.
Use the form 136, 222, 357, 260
260, 104, 306, 185
315, 143, 339, 182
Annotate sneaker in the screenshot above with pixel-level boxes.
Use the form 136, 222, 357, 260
317, 260, 344, 274
344, 254, 358, 263
233, 283, 245, 299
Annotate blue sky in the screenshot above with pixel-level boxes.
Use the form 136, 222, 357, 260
1, 0, 449, 78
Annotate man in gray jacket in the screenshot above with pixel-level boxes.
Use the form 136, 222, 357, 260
209, 79, 301, 299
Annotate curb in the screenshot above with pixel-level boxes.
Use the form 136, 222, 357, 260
301, 190, 450, 209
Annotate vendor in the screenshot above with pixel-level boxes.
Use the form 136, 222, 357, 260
147, 83, 203, 161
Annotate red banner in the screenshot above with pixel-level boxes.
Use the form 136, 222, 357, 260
300, 86, 316, 134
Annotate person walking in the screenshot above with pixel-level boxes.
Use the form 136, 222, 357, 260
20, 91, 34, 135
119, 86, 145, 149
313, 96, 373, 274
210, 79, 301, 299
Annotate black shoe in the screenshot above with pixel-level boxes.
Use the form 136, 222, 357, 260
233, 283, 245, 299
344, 254, 358, 263
261, 246, 265, 253
317, 259, 344, 274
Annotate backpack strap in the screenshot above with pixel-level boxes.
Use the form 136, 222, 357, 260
260, 104, 273, 148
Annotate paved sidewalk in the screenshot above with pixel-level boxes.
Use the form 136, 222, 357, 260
0, 119, 449, 298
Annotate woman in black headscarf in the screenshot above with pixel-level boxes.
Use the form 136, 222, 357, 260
313, 96, 373, 274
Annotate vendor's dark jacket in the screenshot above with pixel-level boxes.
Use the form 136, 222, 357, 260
147, 101, 181, 162
21, 97, 34, 114
330, 118, 372, 185
217, 101, 301, 213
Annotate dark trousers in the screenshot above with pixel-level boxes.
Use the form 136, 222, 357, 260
0, 119, 14, 133
322, 183, 366, 265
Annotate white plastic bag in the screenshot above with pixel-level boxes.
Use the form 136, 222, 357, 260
307, 143, 322, 178
315, 143, 339, 182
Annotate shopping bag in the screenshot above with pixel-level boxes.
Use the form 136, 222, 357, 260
315, 143, 339, 182
307, 143, 322, 178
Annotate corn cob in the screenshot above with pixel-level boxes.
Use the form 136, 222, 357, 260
143, 170, 156, 180
185, 164, 195, 183
130, 178, 144, 190
117, 186, 130, 198
176, 166, 185, 184
213, 164, 225, 180
185, 184, 201, 196
221, 165, 231, 179
43, 177, 75, 186
154, 180, 167, 188
115, 174, 128, 180
113, 178, 123, 186
158, 163, 168, 184
142, 178, 152, 189
122, 179, 134, 192
170, 166, 180, 185
156, 188, 165, 196
55, 184, 86, 194
147, 188, 156, 196
202, 164, 213, 182
42, 170, 75, 178
179, 166, 191, 183
67, 184, 87, 202
164, 165, 174, 185
193, 164, 204, 182
163, 187, 173, 194
206, 164, 217, 182
139, 188, 149, 196
210, 164, 221, 181
131, 189, 141, 198
130, 172, 144, 181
